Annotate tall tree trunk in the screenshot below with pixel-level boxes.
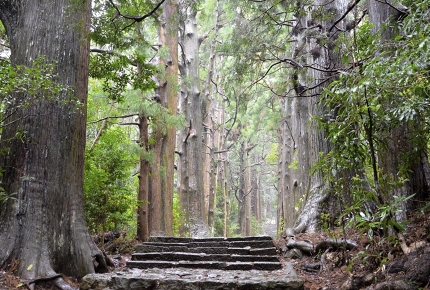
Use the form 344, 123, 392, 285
204, 0, 221, 235
278, 0, 349, 233
177, 5, 209, 237
0, 0, 107, 282
148, 0, 178, 236
137, 114, 149, 241
238, 141, 246, 235
245, 151, 252, 236
251, 169, 262, 230
367, 0, 427, 222
161, 0, 178, 237
148, 122, 164, 235
218, 100, 229, 237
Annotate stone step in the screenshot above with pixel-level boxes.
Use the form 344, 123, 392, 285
81, 236, 304, 289
135, 240, 276, 251
126, 260, 283, 271
134, 245, 278, 255
131, 252, 280, 262
128, 236, 281, 272
80, 267, 304, 290
148, 235, 273, 243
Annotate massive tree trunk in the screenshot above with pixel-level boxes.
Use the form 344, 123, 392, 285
278, 0, 348, 233
367, 0, 427, 222
204, 0, 221, 235
177, 5, 209, 237
148, 0, 178, 237
0, 0, 107, 284
161, 0, 178, 237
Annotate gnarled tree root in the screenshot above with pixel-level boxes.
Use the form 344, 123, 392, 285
19, 274, 75, 290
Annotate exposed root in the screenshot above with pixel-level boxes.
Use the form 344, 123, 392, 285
19, 274, 63, 290
397, 232, 428, 254
92, 252, 110, 273
54, 277, 79, 290
320, 247, 331, 272
20, 274, 78, 290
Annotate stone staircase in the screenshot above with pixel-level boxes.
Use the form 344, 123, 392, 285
126, 236, 283, 271
80, 236, 304, 289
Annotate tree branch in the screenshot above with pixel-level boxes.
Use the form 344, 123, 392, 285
329, 0, 361, 32
87, 113, 139, 124
90, 48, 137, 66
199, 25, 219, 45
108, 0, 166, 24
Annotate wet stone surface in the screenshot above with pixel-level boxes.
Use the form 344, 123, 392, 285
80, 265, 304, 290
81, 236, 303, 289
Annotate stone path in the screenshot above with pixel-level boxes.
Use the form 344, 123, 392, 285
80, 236, 304, 289
127, 236, 282, 271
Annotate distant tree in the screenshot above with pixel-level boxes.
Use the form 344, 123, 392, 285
0, 0, 109, 285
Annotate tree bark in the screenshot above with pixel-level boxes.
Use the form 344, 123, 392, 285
245, 152, 252, 236
278, 0, 348, 233
177, 5, 209, 237
367, 0, 426, 222
137, 114, 149, 241
161, 0, 178, 237
148, 0, 178, 237
0, 0, 106, 281
204, 0, 221, 235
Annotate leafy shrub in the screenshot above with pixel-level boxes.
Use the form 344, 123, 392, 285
84, 126, 139, 235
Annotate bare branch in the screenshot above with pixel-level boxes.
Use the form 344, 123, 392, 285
199, 25, 220, 45
90, 48, 137, 66
108, 0, 165, 22
214, 149, 230, 154
87, 113, 139, 124
329, 0, 361, 32
375, 0, 410, 14
108, 0, 166, 30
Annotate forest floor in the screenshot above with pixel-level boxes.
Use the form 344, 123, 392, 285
0, 211, 429, 290
280, 210, 430, 290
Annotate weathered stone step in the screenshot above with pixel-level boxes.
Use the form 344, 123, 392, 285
80, 266, 304, 290
131, 252, 280, 262
134, 245, 279, 256
128, 236, 281, 272
136, 240, 276, 250
148, 235, 273, 243
126, 260, 283, 271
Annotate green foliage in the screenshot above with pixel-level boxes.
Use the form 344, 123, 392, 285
84, 126, 139, 234
172, 192, 186, 236
89, 53, 156, 102
0, 189, 15, 203
265, 144, 278, 164
343, 194, 414, 239
0, 56, 72, 105
90, 0, 159, 102
313, 0, 430, 239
